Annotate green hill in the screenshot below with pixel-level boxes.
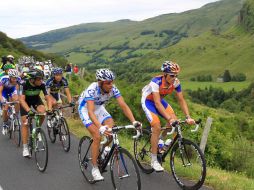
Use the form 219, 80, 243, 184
20, 0, 252, 82
0, 32, 67, 65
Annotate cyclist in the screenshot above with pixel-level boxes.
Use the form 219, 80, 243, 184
0, 69, 21, 135
78, 68, 141, 181
141, 61, 195, 172
0, 63, 16, 79
46, 67, 73, 110
19, 68, 51, 157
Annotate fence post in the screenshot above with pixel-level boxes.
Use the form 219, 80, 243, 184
200, 117, 213, 154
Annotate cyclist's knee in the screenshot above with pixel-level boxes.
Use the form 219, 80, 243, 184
151, 123, 161, 133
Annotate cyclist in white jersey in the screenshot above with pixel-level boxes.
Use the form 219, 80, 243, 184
78, 68, 142, 181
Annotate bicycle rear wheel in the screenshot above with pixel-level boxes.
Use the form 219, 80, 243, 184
134, 129, 154, 174
12, 115, 21, 147
170, 138, 206, 190
110, 147, 141, 190
78, 136, 95, 184
34, 128, 48, 172
59, 118, 70, 152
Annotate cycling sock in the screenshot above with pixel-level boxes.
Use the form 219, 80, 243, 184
151, 153, 158, 162
23, 144, 28, 149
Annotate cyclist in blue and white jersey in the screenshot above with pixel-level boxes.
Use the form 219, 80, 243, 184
78, 68, 142, 181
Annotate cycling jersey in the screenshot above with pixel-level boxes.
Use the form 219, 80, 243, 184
20, 80, 48, 116
20, 80, 48, 97
78, 82, 121, 127
141, 75, 181, 125
46, 77, 68, 94
0, 71, 6, 79
0, 75, 21, 101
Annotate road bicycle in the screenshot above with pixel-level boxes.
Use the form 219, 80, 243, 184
27, 113, 48, 172
78, 125, 142, 190
46, 104, 74, 152
134, 119, 206, 190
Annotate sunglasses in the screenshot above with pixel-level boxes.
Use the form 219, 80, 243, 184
103, 81, 114, 85
167, 74, 178, 78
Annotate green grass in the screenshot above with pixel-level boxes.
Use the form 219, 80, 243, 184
67, 118, 254, 190
181, 81, 251, 91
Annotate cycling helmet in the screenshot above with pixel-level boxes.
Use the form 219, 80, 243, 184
52, 67, 63, 75
161, 61, 180, 74
27, 68, 44, 79
8, 69, 19, 78
3, 63, 15, 71
7, 55, 14, 60
96, 69, 115, 81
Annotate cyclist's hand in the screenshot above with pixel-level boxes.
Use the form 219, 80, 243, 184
133, 121, 142, 129
28, 109, 35, 116
168, 118, 178, 126
99, 125, 112, 136
186, 117, 195, 125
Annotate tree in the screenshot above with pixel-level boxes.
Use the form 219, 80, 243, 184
223, 70, 231, 82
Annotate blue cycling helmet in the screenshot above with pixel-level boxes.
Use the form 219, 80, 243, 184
52, 67, 63, 75
161, 61, 180, 74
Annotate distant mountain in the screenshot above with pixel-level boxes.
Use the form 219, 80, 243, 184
20, 0, 254, 82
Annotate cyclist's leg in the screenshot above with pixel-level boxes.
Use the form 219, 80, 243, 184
10, 93, 20, 113
50, 93, 59, 109
20, 104, 30, 156
34, 97, 46, 125
161, 101, 177, 138
1, 91, 9, 124
78, 105, 101, 167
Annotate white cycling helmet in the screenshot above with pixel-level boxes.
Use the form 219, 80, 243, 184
8, 69, 19, 78
96, 69, 115, 81
7, 55, 14, 59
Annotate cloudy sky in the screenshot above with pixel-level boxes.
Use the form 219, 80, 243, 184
0, 0, 218, 38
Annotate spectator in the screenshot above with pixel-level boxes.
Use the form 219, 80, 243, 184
73, 64, 79, 74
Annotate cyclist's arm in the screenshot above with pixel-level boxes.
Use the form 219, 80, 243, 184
116, 96, 135, 123
175, 91, 190, 118
87, 100, 101, 128
64, 87, 72, 103
153, 91, 171, 122
19, 94, 30, 112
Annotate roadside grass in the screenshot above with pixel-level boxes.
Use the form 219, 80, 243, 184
68, 118, 254, 190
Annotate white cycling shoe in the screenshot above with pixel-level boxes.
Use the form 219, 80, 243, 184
151, 160, 164, 172
23, 147, 31, 157
92, 167, 104, 181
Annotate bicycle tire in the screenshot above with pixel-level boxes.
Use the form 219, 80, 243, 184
12, 115, 21, 147
110, 147, 141, 190
34, 128, 48, 172
59, 117, 70, 152
47, 117, 56, 143
78, 136, 96, 184
134, 128, 154, 174
170, 138, 206, 190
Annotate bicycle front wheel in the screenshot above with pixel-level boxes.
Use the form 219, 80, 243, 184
170, 138, 206, 190
78, 136, 95, 184
59, 118, 70, 152
47, 119, 56, 143
12, 115, 21, 147
110, 147, 141, 190
34, 128, 48, 172
134, 129, 154, 174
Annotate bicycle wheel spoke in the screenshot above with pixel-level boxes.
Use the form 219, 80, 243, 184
170, 139, 206, 190
111, 148, 141, 190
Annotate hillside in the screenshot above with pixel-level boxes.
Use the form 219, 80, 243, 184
19, 0, 247, 81
0, 32, 67, 65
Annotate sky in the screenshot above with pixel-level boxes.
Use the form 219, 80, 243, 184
0, 0, 218, 38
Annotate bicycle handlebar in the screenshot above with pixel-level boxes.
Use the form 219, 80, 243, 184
1, 101, 19, 105
166, 119, 202, 135
100, 125, 142, 145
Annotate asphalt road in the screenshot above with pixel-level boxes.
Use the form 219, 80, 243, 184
0, 119, 212, 190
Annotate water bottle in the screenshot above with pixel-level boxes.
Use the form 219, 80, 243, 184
163, 139, 172, 151
101, 146, 111, 160
158, 139, 165, 153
